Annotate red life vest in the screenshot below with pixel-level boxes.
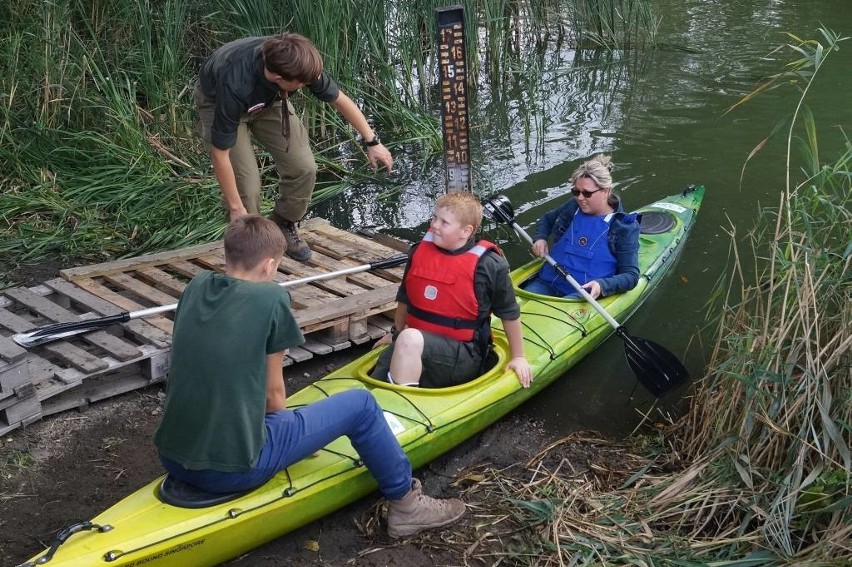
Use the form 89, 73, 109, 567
404, 233, 498, 342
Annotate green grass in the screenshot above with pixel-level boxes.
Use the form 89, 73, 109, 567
0, 0, 655, 271
3, 449, 35, 471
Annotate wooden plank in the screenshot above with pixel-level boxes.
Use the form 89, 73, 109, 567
21, 353, 61, 385
304, 236, 406, 286
135, 266, 189, 296
301, 332, 349, 354
286, 345, 313, 363
310, 221, 406, 263
0, 334, 27, 363
288, 288, 337, 311
73, 279, 174, 333
306, 230, 389, 265
348, 317, 370, 344
142, 349, 170, 382
295, 285, 399, 328
354, 227, 412, 253
0, 359, 41, 432
0, 356, 29, 397
0, 396, 42, 436
299, 249, 402, 290
274, 267, 349, 311
367, 318, 393, 340
316, 320, 353, 350
42, 279, 171, 349
0, 307, 109, 374
298, 336, 335, 356
3, 287, 142, 362
194, 250, 227, 272
22, 350, 85, 396
39, 366, 160, 417
60, 241, 224, 280
102, 272, 181, 306
163, 259, 205, 280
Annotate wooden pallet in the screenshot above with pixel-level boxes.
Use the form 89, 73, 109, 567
0, 219, 409, 435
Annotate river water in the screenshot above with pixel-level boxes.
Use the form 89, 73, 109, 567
314, 0, 852, 435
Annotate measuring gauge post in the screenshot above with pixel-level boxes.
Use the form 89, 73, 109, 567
435, 5, 471, 193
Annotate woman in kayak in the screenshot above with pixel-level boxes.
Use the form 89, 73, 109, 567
154, 215, 465, 538
524, 154, 641, 299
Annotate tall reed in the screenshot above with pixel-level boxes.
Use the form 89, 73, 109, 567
447, 27, 851, 566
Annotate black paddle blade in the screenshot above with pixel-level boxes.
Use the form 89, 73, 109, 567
483, 195, 515, 225
617, 327, 689, 397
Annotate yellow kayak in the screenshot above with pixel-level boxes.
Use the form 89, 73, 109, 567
20, 185, 704, 567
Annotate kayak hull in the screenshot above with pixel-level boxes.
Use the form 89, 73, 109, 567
21, 185, 704, 567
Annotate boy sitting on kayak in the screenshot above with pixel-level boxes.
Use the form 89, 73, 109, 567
371, 192, 532, 388
154, 215, 465, 538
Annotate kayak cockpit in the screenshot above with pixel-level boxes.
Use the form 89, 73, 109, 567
158, 475, 252, 509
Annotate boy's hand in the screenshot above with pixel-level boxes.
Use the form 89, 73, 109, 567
372, 333, 393, 349
532, 239, 548, 257
507, 356, 532, 388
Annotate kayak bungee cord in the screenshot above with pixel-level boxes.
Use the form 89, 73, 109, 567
304, 371, 437, 431
381, 388, 436, 433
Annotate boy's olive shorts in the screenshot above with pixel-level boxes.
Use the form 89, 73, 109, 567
370, 329, 484, 388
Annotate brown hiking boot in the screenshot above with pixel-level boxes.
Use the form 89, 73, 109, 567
386, 478, 466, 538
269, 212, 311, 262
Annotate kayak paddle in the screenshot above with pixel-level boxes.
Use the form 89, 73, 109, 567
483, 195, 688, 397
12, 254, 408, 349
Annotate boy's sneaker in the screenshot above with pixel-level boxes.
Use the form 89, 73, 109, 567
270, 212, 312, 262
386, 478, 466, 538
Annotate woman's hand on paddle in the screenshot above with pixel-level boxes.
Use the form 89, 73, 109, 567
507, 356, 532, 388
532, 239, 549, 257
581, 280, 602, 299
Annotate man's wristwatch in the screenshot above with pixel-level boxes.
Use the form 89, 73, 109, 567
363, 135, 381, 148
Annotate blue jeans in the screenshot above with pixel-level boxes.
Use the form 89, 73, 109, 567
523, 275, 582, 298
160, 390, 412, 500
523, 276, 562, 296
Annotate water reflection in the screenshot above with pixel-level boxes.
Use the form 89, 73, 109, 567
313, 0, 852, 436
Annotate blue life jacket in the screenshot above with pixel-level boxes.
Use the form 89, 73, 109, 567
539, 210, 616, 296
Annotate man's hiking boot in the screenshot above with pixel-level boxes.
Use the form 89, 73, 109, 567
270, 212, 312, 262
386, 478, 466, 538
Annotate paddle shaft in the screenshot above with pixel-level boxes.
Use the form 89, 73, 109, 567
13, 255, 407, 348
509, 221, 621, 329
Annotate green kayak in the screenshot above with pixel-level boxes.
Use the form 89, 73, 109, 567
20, 185, 704, 567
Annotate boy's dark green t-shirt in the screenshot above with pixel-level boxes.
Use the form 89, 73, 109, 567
154, 271, 304, 472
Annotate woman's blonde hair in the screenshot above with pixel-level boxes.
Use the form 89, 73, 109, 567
571, 154, 618, 208
571, 153, 613, 188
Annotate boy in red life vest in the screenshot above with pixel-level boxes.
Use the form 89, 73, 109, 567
371, 192, 532, 388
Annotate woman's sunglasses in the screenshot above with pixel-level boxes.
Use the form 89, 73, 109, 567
570, 187, 602, 198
